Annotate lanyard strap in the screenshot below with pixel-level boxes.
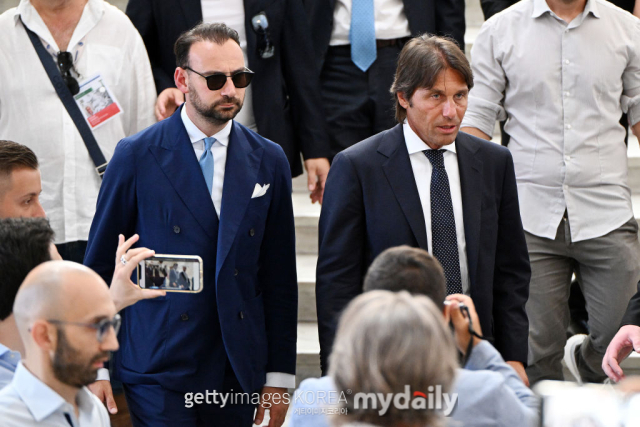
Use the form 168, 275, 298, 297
22, 19, 108, 178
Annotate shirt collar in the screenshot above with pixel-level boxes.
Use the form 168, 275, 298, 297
0, 342, 10, 358
11, 362, 67, 422
15, 0, 105, 52
181, 105, 231, 147
403, 122, 457, 156
532, 0, 599, 19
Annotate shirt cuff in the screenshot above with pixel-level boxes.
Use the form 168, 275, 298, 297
265, 372, 296, 389
96, 368, 110, 381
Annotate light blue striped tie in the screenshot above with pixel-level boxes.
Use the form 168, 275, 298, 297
199, 137, 215, 195
350, 0, 377, 72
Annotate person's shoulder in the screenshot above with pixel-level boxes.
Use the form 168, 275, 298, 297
457, 131, 510, 157
99, 0, 139, 30
595, 0, 640, 26
484, 0, 533, 28
334, 125, 401, 165
232, 122, 289, 163
454, 368, 508, 396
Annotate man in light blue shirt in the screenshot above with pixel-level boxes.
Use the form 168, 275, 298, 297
0, 343, 20, 389
0, 261, 119, 426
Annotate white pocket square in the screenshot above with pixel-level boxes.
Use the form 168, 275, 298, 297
251, 183, 270, 199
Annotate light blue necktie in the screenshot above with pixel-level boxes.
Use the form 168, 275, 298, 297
199, 137, 215, 195
350, 0, 377, 72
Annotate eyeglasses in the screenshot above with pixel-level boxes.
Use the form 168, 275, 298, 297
185, 67, 254, 91
251, 12, 275, 59
47, 314, 121, 343
57, 51, 79, 96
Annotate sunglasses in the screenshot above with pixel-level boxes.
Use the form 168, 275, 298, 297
185, 67, 254, 91
48, 313, 122, 343
251, 12, 275, 59
57, 51, 79, 96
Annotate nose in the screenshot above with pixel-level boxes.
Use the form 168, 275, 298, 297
32, 200, 46, 218
101, 326, 120, 352
220, 76, 237, 98
442, 98, 456, 119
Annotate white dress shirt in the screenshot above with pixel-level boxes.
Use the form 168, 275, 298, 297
201, 0, 258, 132
404, 123, 470, 294
330, 0, 411, 46
180, 108, 295, 389
0, 362, 110, 426
0, 0, 157, 244
462, 0, 640, 242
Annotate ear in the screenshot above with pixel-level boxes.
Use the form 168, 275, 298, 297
174, 67, 189, 95
397, 91, 411, 110
31, 320, 57, 352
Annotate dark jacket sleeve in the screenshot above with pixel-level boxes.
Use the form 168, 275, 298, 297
621, 283, 640, 327
126, 0, 175, 94
435, 0, 466, 50
480, 0, 517, 20
280, 0, 331, 160
316, 152, 367, 373
491, 151, 531, 364
258, 148, 299, 374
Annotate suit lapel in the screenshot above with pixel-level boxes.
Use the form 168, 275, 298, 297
178, 0, 203, 27
216, 122, 264, 275
148, 110, 219, 239
456, 134, 483, 288
379, 125, 429, 251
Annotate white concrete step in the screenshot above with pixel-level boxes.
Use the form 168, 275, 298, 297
296, 254, 317, 322
296, 322, 321, 387
292, 192, 320, 255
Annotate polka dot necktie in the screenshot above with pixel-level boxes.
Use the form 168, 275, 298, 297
199, 137, 216, 195
424, 150, 463, 295
350, 0, 377, 72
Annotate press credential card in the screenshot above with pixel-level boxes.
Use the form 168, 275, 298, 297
74, 74, 122, 129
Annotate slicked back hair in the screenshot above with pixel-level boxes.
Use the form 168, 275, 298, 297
0, 218, 53, 320
0, 140, 38, 179
174, 22, 241, 69
390, 35, 473, 123
364, 245, 447, 310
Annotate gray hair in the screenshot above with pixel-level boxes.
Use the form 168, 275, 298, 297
329, 291, 458, 427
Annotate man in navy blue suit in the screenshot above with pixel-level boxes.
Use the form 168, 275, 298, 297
316, 35, 531, 385
85, 23, 298, 427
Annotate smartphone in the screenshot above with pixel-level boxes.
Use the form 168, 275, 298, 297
137, 254, 203, 293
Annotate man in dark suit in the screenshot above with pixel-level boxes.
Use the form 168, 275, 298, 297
305, 0, 465, 158
84, 23, 298, 427
316, 35, 531, 384
126, 0, 331, 203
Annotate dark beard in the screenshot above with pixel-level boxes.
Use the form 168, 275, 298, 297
189, 84, 243, 126
52, 327, 109, 388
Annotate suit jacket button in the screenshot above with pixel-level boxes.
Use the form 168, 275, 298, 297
173, 226, 181, 234
234, 269, 239, 276
239, 311, 244, 319
180, 313, 189, 321
249, 228, 255, 237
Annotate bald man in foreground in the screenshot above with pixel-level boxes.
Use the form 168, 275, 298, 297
0, 261, 119, 426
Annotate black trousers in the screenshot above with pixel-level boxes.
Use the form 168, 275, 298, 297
320, 44, 401, 159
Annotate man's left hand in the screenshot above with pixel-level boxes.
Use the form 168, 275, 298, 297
304, 158, 330, 204
88, 380, 118, 414
506, 361, 529, 387
253, 386, 290, 427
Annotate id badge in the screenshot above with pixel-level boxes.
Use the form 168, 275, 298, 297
74, 74, 122, 129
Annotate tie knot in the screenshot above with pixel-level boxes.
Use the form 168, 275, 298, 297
203, 137, 216, 152
424, 150, 445, 168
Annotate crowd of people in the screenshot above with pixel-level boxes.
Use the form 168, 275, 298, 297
1, 0, 640, 426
